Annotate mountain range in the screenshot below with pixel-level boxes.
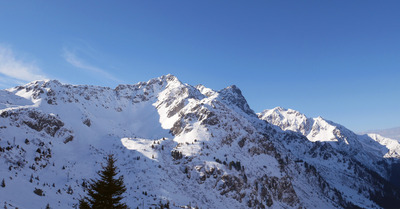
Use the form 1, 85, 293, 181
0, 75, 399, 209
360, 127, 400, 142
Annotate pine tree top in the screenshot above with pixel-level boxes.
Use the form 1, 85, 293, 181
79, 154, 129, 209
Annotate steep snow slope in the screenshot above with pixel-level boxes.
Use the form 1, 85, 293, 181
0, 75, 399, 209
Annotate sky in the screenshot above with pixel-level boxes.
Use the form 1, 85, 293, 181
0, 1, 399, 132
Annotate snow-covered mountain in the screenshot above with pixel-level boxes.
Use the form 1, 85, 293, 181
360, 127, 400, 142
258, 107, 400, 206
258, 107, 400, 160
0, 75, 399, 209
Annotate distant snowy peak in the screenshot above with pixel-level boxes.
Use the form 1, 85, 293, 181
258, 107, 310, 135
258, 106, 400, 159
366, 133, 400, 158
361, 126, 400, 141
258, 107, 342, 143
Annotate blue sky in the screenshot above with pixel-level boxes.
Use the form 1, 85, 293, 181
0, 1, 399, 132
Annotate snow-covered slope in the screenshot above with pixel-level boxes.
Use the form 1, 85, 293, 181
0, 75, 399, 209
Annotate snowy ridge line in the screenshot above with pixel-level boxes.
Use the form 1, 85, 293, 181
0, 75, 399, 208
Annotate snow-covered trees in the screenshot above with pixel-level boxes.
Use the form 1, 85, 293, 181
79, 154, 129, 209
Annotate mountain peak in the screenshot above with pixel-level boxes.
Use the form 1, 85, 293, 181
270, 106, 288, 114
223, 85, 241, 95
158, 74, 180, 83
18, 79, 62, 88
218, 84, 255, 116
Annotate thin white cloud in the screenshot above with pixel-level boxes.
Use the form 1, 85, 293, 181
63, 48, 123, 83
0, 76, 25, 89
0, 46, 47, 83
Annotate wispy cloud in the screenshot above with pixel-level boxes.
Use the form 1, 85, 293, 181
63, 48, 123, 84
0, 45, 47, 86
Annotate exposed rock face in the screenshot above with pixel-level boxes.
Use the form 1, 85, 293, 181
0, 75, 399, 208
217, 85, 256, 116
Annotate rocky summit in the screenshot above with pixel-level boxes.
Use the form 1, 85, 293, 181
0, 75, 399, 208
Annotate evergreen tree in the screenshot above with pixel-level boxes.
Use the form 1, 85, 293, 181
1, 179, 5, 188
79, 154, 129, 209
78, 199, 90, 209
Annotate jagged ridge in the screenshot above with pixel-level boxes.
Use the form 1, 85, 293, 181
0, 75, 399, 209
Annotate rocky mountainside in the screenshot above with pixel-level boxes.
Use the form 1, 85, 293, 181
0, 75, 399, 209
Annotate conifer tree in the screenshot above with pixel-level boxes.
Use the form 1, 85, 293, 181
78, 199, 90, 209
79, 154, 129, 209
